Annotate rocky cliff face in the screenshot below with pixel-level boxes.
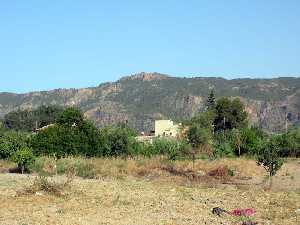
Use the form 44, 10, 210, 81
1, 72, 300, 132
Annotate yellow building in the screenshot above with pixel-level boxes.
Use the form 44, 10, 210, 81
155, 120, 180, 137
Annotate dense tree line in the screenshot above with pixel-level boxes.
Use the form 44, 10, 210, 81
185, 91, 299, 159
4, 105, 63, 132
0, 97, 299, 174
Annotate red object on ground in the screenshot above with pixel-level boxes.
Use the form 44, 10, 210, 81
230, 208, 256, 217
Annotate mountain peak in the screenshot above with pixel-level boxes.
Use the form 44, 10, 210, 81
120, 72, 169, 82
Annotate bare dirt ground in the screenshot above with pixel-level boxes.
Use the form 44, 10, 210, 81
0, 159, 299, 225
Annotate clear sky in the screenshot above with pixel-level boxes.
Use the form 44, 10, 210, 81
1, 0, 300, 93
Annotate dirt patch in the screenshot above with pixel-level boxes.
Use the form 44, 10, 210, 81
0, 158, 299, 224
0, 173, 299, 225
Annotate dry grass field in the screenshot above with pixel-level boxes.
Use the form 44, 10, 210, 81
0, 158, 299, 225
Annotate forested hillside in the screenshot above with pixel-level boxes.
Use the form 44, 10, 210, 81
1, 72, 300, 132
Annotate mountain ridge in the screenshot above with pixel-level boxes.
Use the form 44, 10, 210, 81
2, 74, 300, 95
1, 72, 300, 132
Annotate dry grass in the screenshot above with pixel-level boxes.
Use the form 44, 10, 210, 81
14, 156, 299, 190
0, 160, 15, 173
86, 157, 266, 187
17, 173, 75, 197
0, 158, 299, 225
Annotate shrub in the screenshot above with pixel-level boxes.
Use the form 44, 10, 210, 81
208, 165, 234, 179
240, 127, 265, 156
11, 147, 35, 174
213, 132, 235, 158
256, 137, 283, 187
29, 156, 96, 179
187, 124, 212, 148
127, 137, 144, 157
133, 142, 156, 158
30, 125, 77, 157
73, 160, 96, 179
277, 128, 300, 157
56, 158, 96, 179
29, 156, 57, 176
20, 174, 73, 197
30, 119, 102, 157
151, 138, 191, 160
99, 126, 137, 157
30, 107, 102, 157
0, 131, 28, 159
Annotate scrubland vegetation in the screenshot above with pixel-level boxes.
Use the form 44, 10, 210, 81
0, 93, 299, 224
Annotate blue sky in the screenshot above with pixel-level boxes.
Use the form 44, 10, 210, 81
1, 1, 300, 93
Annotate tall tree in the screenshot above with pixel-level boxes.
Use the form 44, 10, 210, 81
214, 97, 248, 131
206, 89, 216, 110
57, 107, 84, 128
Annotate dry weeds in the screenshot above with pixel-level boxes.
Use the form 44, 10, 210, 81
0, 158, 299, 225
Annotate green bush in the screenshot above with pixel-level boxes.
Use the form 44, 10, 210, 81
256, 137, 283, 177
0, 131, 28, 159
57, 107, 84, 127
99, 126, 137, 157
277, 128, 300, 157
187, 124, 212, 148
186, 110, 214, 148
28, 156, 56, 176
30, 108, 102, 157
11, 147, 35, 174
239, 127, 265, 156
127, 137, 144, 157
151, 137, 191, 160
29, 156, 96, 179
212, 127, 266, 158
132, 142, 155, 158
73, 160, 96, 179
213, 132, 235, 158
56, 158, 96, 179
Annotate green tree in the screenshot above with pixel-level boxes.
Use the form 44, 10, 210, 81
256, 137, 283, 187
240, 127, 265, 156
187, 111, 214, 147
30, 108, 101, 157
206, 89, 216, 110
4, 105, 63, 131
0, 131, 28, 159
57, 107, 84, 128
99, 126, 137, 157
187, 125, 212, 149
214, 97, 248, 131
11, 147, 35, 174
278, 128, 300, 157
186, 111, 214, 162
189, 110, 215, 130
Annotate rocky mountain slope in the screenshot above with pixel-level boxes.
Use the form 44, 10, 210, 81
1, 72, 300, 132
